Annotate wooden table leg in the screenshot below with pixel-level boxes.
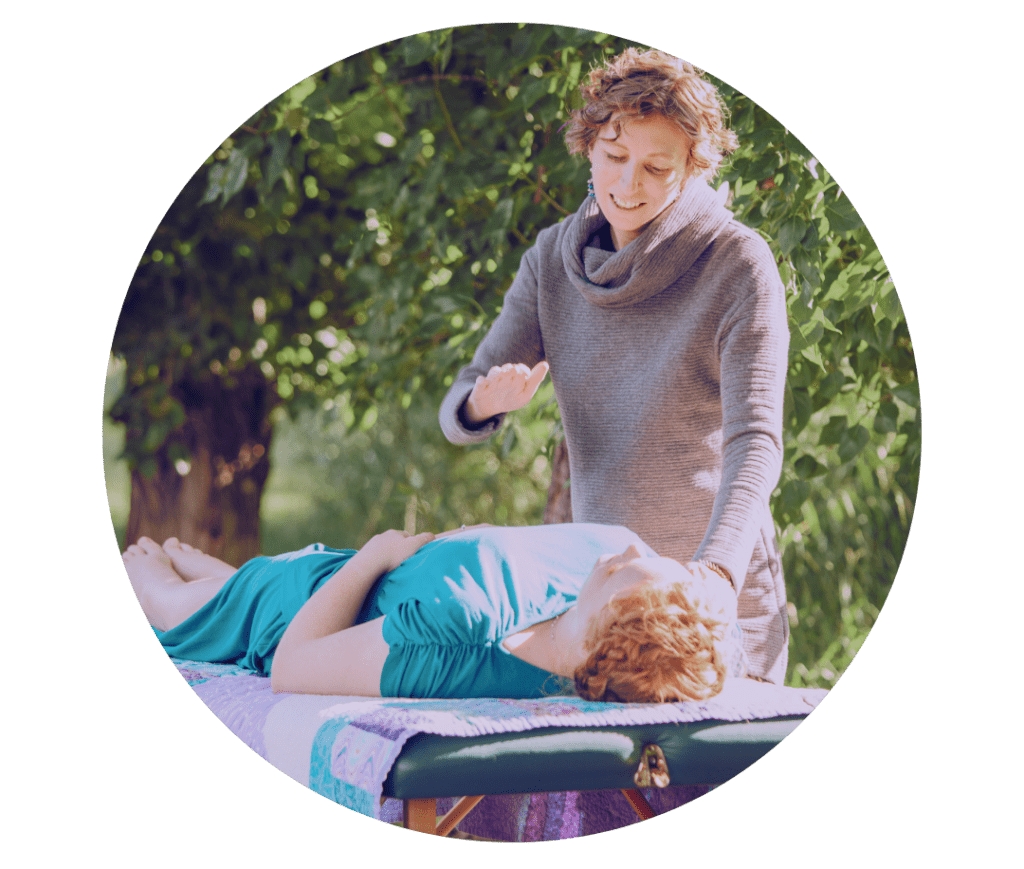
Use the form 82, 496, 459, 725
403, 798, 438, 834
436, 796, 485, 837
620, 788, 657, 821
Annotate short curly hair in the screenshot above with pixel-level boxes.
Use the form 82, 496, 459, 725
563, 48, 738, 181
573, 571, 735, 703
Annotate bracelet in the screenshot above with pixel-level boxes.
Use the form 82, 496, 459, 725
697, 559, 733, 588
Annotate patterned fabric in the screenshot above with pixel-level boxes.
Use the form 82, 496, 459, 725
170, 656, 825, 836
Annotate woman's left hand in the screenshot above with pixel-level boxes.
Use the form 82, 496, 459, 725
687, 560, 733, 590
358, 529, 435, 574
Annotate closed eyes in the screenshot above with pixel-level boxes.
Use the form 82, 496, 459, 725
603, 152, 670, 175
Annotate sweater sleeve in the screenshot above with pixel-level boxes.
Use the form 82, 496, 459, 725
693, 236, 789, 588
439, 243, 547, 445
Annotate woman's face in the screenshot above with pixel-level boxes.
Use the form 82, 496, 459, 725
588, 113, 692, 250
575, 545, 690, 637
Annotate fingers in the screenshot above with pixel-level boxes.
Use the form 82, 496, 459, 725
486, 362, 534, 380
380, 529, 434, 546
525, 360, 549, 392
467, 360, 549, 420
483, 361, 548, 396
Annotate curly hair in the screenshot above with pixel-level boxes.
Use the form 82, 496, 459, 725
573, 572, 734, 703
563, 47, 738, 181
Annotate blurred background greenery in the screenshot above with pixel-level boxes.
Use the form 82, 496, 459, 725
104, 24, 918, 690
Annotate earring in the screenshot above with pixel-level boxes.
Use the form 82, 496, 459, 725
587, 177, 595, 198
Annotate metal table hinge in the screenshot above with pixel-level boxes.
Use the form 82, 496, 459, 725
634, 743, 670, 788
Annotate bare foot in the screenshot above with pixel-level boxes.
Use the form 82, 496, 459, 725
123, 537, 186, 630
162, 538, 238, 582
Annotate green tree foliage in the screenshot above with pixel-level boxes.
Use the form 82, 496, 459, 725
109, 23, 919, 685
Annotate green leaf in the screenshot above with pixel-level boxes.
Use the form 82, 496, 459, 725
484, 198, 514, 245
790, 310, 824, 353
302, 81, 330, 114
817, 369, 846, 404
799, 342, 825, 369
876, 280, 903, 324
822, 190, 863, 233
263, 129, 291, 190
515, 75, 551, 110
501, 424, 519, 458
437, 34, 453, 72
795, 454, 826, 479
778, 217, 806, 257
838, 424, 871, 462
819, 415, 849, 446
201, 162, 225, 205
892, 382, 920, 408
791, 246, 822, 288
778, 478, 811, 517
788, 385, 814, 433
563, 58, 582, 95
782, 130, 813, 161
403, 31, 444, 66
308, 119, 335, 145
873, 402, 899, 434
220, 150, 249, 205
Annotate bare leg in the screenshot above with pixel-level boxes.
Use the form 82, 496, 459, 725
162, 538, 239, 582
123, 537, 230, 632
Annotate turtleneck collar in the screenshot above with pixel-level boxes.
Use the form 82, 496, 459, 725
561, 179, 735, 309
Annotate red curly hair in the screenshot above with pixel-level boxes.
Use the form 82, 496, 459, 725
564, 47, 738, 181
573, 573, 733, 703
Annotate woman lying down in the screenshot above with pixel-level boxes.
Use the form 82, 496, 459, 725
123, 523, 748, 703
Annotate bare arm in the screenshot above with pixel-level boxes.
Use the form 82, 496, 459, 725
270, 530, 434, 695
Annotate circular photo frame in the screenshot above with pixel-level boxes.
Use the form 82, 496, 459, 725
103, 19, 919, 849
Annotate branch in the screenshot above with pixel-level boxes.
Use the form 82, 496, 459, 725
330, 73, 495, 127
512, 168, 571, 216
367, 52, 407, 134
432, 71, 463, 152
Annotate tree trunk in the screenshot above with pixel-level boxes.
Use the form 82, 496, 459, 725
125, 369, 274, 566
543, 438, 572, 524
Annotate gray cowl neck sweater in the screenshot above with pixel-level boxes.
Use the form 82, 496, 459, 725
565, 178, 734, 307
440, 179, 791, 682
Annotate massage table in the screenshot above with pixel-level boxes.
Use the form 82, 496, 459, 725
172, 657, 825, 839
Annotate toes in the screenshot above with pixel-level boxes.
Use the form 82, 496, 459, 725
137, 537, 163, 555
163, 537, 181, 551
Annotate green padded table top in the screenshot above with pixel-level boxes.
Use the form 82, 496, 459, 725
381, 716, 806, 798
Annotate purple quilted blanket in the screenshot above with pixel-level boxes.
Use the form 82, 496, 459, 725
174, 658, 825, 840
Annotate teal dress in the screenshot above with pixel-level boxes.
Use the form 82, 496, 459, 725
155, 524, 654, 699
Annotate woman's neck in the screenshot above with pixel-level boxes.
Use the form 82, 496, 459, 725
502, 606, 586, 678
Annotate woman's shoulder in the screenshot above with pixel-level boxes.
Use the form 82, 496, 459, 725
715, 218, 777, 265
702, 218, 784, 294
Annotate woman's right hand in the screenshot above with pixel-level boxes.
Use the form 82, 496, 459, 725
464, 361, 549, 422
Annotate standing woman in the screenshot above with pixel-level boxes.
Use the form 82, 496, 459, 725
439, 48, 791, 683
